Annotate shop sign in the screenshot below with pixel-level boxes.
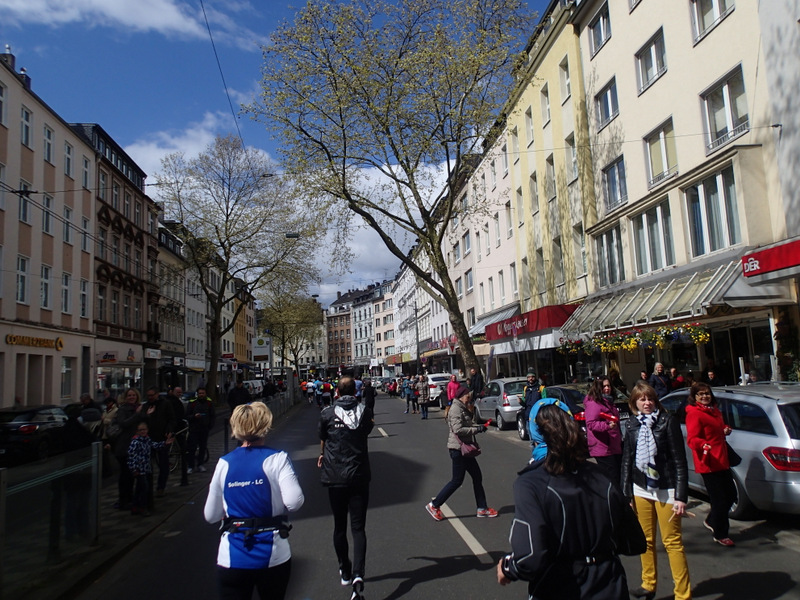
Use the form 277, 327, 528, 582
173, 357, 185, 366
5, 334, 64, 351
742, 239, 800, 278
97, 351, 118, 364
485, 305, 578, 342
145, 348, 161, 359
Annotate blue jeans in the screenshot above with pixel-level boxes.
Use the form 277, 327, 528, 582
432, 449, 487, 509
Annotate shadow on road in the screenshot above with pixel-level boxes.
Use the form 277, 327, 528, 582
691, 571, 796, 599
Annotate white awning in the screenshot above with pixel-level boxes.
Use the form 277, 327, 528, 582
468, 304, 520, 336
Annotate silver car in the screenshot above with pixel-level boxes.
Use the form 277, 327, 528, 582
661, 382, 800, 518
475, 377, 527, 431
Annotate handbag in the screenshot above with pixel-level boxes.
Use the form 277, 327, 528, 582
726, 442, 742, 467
458, 439, 481, 458
615, 502, 647, 556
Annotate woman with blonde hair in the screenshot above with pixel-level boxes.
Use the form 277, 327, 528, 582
621, 382, 690, 600
205, 402, 304, 599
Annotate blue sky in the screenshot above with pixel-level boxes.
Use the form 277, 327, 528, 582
1, 0, 548, 307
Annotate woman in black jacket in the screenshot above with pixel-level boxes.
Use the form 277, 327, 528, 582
497, 404, 639, 599
621, 382, 691, 600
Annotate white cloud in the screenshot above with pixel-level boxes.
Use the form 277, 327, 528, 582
0, 0, 268, 51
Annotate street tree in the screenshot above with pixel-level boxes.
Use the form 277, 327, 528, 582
155, 134, 321, 399
258, 284, 324, 378
249, 0, 533, 374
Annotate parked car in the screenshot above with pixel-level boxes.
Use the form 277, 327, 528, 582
476, 377, 527, 430
515, 383, 631, 441
661, 382, 800, 518
243, 380, 264, 399
0, 405, 69, 464
425, 373, 454, 409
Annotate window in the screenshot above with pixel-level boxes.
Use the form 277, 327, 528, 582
505, 202, 513, 237
61, 273, 71, 313
589, 4, 612, 55
462, 231, 471, 255
545, 155, 556, 200
484, 226, 491, 256
112, 183, 120, 210
82, 156, 90, 188
476, 231, 482, 262
501, 143, 509, 175
638, 135, 672, 196
0, 82, 5, 125
80, 279, 88, 318
724, 399, 774, 435
565, 134, 578, 182
124, 244, 131, 272
692, 0, 734, 42
535, 249, 546, 295
135, 249, 142, 278
499, 270, 506, 304
456, 277, 463, 298
134, 202, 142, 228
97, 285, 107, 321
81, 217, 90, 252
596, 226, 625, 287
494, 213, 501, 247
633, 199, 675, 275
16, 255, 29, 303
41, 265, 51, 309
42, 195, 53, 234
63, 206, 73, 244
124, 193, 131, 219
703, 67, 748, 152
559, 57, 571, 101
0, 163, 5, 210
637, 30, 667, 93
686, 166, 740, 257
21, 107, 32, 147
511, 128, 520, 163
65, 143, 73, 177
98, 228, 107, 260
479, 283, 486, 313
43, 126, 54, 163
98, 171, 107, 200
466, 269, 474, 293
552, 239, 565, 286
540, 84, 550, 125
488, 277, 495, 309
112, 236, 120, 267
18, 181, 31, 223
516, 187, 525, 226
467, 308, 476, 327
603, 156, 628, 209
510, 263, 518, 297
123, 295, 130, 326
595, 78, 619, 129
453, 242, 461, 264
525, 107, 534, 146
529, 173, 539, 215
111, 291, 119, 324
61, 357, 73, 400
490, 160, 497, 188
573, 224, 587, 276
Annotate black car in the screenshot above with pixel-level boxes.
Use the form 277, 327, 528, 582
0, 405, 69, 464
516, 384, 631, 441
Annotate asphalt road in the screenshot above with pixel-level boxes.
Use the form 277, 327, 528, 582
73, 392, 800, 600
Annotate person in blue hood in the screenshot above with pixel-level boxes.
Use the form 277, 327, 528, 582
318, 376, 374, 600
528, 395, 573, 462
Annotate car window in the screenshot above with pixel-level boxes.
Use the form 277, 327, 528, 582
505, 381, 526, 395
779, 404, 800, 440
724, 399, 775, 436
487, 383, 500, 396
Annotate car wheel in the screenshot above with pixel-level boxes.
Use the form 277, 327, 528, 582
517, 414, 529, 441
728, 472, 756, 520
495, 411, 506, 431
36, 440, 50, 460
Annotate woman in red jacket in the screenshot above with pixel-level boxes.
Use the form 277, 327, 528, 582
685, 382, 736, 547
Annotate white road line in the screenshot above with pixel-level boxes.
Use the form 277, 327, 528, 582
440, 503, 492, 562
378, 427, 389, 437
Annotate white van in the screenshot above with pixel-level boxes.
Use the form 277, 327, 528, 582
243, 380, 264, 399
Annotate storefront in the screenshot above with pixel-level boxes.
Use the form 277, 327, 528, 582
96, 342, 145, 400
1, 326, 95, 407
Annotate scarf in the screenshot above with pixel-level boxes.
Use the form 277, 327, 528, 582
635, 411, 660, 490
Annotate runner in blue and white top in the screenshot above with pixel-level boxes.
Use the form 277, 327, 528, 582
204, 402, 304, 600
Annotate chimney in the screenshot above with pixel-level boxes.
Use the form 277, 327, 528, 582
19, 67, 32, 90
337, 291, 341, 299
1, 44, 15, 70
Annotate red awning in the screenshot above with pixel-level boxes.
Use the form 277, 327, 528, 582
484, 304, 579, 342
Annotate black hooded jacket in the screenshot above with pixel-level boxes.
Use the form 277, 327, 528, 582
318, 395, 374, 487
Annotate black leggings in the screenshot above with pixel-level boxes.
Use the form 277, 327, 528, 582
328, 484, 369, 579
217, 559, 291, 600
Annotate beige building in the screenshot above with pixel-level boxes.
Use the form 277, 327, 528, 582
562, 0, 799, 384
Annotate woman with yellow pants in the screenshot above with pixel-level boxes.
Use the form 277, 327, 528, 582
621, 381, 691, 600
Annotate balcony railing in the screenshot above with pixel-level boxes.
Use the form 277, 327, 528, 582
707, 120, 749, 152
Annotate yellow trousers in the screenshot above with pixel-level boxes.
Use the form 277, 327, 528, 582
634, 495, 692, 600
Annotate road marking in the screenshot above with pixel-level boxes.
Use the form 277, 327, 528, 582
378, 427, 388, 437
440, 503, 492, 562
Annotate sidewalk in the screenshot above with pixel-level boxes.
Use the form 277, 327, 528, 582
15, 399, 300, 600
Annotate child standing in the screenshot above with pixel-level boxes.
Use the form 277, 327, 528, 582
127, 423, 172, 516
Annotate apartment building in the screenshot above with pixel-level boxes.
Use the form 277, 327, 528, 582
372, 280, 395, 377
392, 253, 432, 375
0, 50, 98, 405
325, 289, 360, 374
352, 285, 378, 375
156, 225, 186, 390
562, 0, 799, 384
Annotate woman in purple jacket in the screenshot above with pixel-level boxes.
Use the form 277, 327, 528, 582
584, 377, 623, 486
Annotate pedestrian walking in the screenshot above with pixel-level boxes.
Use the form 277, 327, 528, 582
647, 363, 672, 399
584, 377, 623, 486
416, 374, 430, 419
497, 404, 643, 599
186, 387, 216, 473
621, 382, 691, 600
227, 378, 252, 412
362, 378, 376, 412
204, 402, 304, 600
685, 382, 736, 547
318, 376, 374, 600
426, 383, 497, 521
113, 388, 145, 510
468, 367, 484, 398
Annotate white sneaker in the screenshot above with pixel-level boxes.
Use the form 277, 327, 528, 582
198, 465, 207, 473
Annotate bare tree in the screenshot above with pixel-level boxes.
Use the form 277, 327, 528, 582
249, 0, 533, 374
155, 134, 322, 399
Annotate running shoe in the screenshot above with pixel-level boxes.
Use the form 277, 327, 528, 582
476, 507, 498, 518
714, 537, 735, 547
425, 502, 444, 521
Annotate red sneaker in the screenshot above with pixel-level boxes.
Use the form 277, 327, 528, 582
714, 537, 735, 547
425, 502, 444, 521
477, 507, 498, 518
